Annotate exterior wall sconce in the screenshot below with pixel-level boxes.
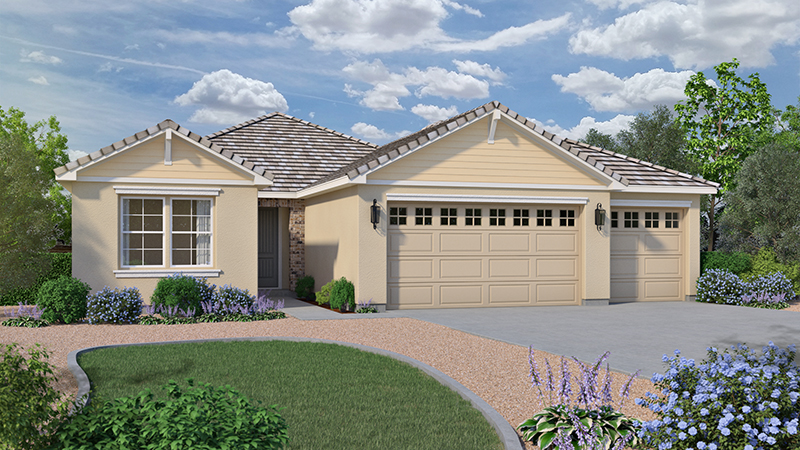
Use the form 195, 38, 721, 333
370, 199, 380, 229
595, 203, 606, 231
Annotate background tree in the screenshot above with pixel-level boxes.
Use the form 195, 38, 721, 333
580, 128, 620, 153
0, 106, 71, 243
674, 58, 774, 251
774, 96, 800, 151
0, 133, 58, 295
717, 143, 800, 263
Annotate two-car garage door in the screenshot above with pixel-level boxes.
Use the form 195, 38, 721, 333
387, 203, 581, 309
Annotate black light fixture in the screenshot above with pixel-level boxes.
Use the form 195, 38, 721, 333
595, 203, 606, 231
370, 199, 380, 229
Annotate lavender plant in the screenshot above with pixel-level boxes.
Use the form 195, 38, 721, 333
355, 298, 378, 313
518, 347, 641, 450
697, 269, 795, 309
140, 287, 285, 325
635, 342, 800, 450
86, 286, 143, 324
0, 303, 48, 328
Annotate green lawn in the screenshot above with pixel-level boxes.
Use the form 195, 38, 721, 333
77, 340, 503, 450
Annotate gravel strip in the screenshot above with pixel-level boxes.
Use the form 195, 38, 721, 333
1, 312, 666, 449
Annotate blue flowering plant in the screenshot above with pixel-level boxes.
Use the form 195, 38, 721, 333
212, 284, 255, 310
696, 269, 794, 309
517, 347, 641, 450
1, 302, 48, 328
86, 286, 143, 324
635, 342, 800, 450
140, 289, 285, 324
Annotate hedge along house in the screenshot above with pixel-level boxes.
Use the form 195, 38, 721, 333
55, 101, 717, 310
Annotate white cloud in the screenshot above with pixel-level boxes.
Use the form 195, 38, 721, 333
124, 44, 140, 51
343, 59, 491, 111
288, 0, 566, 53
530, 115, 635, 140
453, 60, 506, 83
154, 29, 292, 47
27, 76, 49, 85
552, 67, 695, 112
569, 0, 800, 69
99, 62, 123, 73
411, 104, 459, 122
586, 0, 645, 10
20, 49, 62, 65
351, 122, 410, 141
174, 69, 288, 125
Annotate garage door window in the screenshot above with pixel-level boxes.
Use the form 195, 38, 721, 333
440, 208, 457, 226
415, 207, 432, 225
513, 209, 529, 226
559, 210, 575, 227
665, 212, 679, 228
390, 207, 407, 225
624, 212, 639, 228
536, 209, 552, 226
645, 212, 659, 228
611, 211, 618, 228
465, 208, 482, 226
489, 209, 506, 226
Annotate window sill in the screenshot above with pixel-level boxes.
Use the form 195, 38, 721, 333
113, 269, 222, 279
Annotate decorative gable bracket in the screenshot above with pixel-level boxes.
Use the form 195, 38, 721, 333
487, 110, 501, 144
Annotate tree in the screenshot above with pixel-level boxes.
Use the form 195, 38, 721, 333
774, 96, 800, 151
580, 128, 620, 153
674, 58, 774, 251
0, 106, 71, 243
616, 105, 695, 174
0, 133, 57, 295
717, 143, 800, 263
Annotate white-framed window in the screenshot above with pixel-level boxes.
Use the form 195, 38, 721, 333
121, 198, 165, 267
171, 199, 212, 266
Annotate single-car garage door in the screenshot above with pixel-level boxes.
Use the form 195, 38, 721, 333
387, 203, 581, 309
610, 209, 684, 302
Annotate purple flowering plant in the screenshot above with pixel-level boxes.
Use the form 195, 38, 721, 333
518, 347, 641, 450
355, 298, 378, 313
86, 286, 143, 324
0, 302, 48, 328
696, 269, 794, 309
139, 287, 285, 325
635, 342, 800, 450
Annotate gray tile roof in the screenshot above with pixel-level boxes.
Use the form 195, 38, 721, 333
307, 101, 719, 190
53, 119, 273, 179
206, 113, 378, 192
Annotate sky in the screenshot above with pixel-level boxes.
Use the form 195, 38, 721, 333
1, 0, 799, 162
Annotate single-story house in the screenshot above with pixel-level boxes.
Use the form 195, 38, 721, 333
55, 101, 718, 310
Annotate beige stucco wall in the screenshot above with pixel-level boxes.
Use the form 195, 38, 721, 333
304, 187, 360, 291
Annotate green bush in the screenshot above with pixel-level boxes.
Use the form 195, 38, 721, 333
741, 247, 800, 294
295, 275, 314, 299
316, 279, 335, 305
0, 253, 71, 306
700, 251, 752, 275
86, 287, 143, 324
35, 276, 90, 324
54, 378, 289, 450
0, 343, 76, 450
150, 274, 211, 317
329, 277, 355, 312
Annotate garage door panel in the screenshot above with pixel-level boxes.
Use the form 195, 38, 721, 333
440, 259, 482, 278
610, 281, 638, 300
610, 257, 638, 276
489, 233, 530, 252
489, 284, 530, 304
644, 234, 680, 252
440, 285, 483, 304
389, 232, 433, 253
644, 280, 681, 300
611, 235, 639, 253
536, 258, 577, 277
536, 283, 578, 304
388, 258, 433, 280
440, 233, 482, 252
644, 257, 681, 276
536, 234, 576, 252
489, 259, 530, 277
389, 285, 434, 306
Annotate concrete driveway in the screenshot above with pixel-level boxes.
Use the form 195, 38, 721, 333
282, 298, 800, 378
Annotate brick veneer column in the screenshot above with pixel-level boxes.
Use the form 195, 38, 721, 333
258, 198, 305, 290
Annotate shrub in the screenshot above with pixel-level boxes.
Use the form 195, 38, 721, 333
86, 287, 143, 324
0, 253, 71, 306
329, 277, 355, 311
316, 279, 335, 306
741, 247, 800, 295
696, 269, 748, 305
295, 275, 314, 299
701, 251, 752, 275
517, 349, 640, 450
54, 378, 289, 449
635, 342, 800, 450
150, 274, 212, 318
213, 284, 255, 310
0, 343, 77, 450
35, 275, 90, 324
1, 303, 48, 328
748, 272, 795, 299
355, 299, 377, 314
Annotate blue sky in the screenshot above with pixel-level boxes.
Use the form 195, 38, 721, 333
1, 0, 799, 161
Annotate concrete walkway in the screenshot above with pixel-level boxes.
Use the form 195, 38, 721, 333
281, 298, 800, 379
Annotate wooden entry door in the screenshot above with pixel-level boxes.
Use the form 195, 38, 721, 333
258, 207, 279, 288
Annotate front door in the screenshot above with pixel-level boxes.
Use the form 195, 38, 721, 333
258, 207, 279, 288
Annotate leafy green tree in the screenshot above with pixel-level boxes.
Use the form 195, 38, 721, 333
717, 143, 800, 263
774, 96, 800, 151
0, 133, 57, 295
580, 128, 620, 152
616, 105, 695, 174
674, 58, 774, 250
0, 106, 71, 243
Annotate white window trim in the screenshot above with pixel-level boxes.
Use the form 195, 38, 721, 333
114, 186, 222, 196
386, 193, 589, 204
119, 197, 167, 269
170, 197, 214, 268
610, 199, 692, 208
114, 269, 222, 279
